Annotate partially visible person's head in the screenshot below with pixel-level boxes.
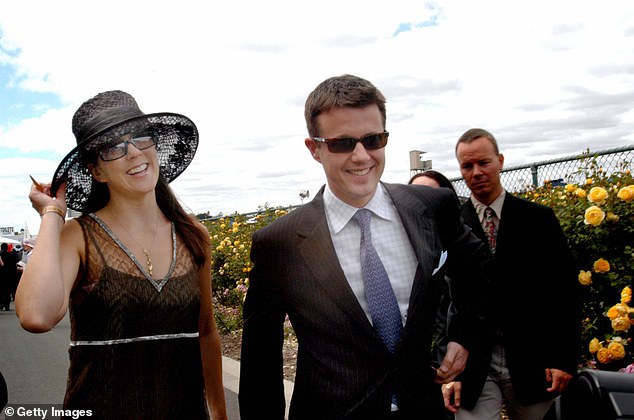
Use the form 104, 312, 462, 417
304, 74, 386, 137
455, 128, 504, 205
408, 170, 456, 193
0, 243, 7, 252
22, 238, 35, 251
304, 75, 388, 208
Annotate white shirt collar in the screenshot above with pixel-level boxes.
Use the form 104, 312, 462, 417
324, 183, 395, 234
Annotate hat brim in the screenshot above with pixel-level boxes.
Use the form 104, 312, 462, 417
51, 112, 198, 212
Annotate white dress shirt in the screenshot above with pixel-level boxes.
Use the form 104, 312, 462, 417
323, 183, 418, 325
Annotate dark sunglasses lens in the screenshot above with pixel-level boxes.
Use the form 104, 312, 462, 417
328, 138, 356, 153
361, 134, 383, 150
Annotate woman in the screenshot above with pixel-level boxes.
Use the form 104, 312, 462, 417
16, 91, 227, 419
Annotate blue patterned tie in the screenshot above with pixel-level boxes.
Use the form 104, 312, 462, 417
353, 209, 403, 353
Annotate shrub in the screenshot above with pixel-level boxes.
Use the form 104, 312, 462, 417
518, 155, 633, 371
203, 205, 290, 333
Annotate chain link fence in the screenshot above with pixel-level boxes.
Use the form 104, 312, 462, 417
448, 145, 634, 198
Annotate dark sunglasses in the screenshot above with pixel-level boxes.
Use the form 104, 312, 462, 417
98, 136, 156, 161
312, 131, 389, 154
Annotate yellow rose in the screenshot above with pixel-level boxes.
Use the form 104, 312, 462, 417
589, 338, 602, 354
606, 212, 620, 222
575, 188, 587, 198
607, 305, 623, 319
622, 286, 632, 304
617, 185, 634, 201
608, 341, 626, 360
584, 206, 605, 226
578, 270, 592, 286
565, 184, 576, 192
587, 186, 608, 204
586, 178, 593, 185
593, 258, 610, 273
597, 347, 612, 363
612, 316, 631, 332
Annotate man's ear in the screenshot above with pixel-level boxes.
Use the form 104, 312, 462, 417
305, 138, 321, 163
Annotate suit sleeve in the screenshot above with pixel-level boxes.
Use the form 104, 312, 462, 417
438, 194, 493, 353
239, 230, 287, 420
540, 207, 581, 374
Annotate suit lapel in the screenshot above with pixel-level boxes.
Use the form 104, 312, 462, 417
462, 200, 485, 239
384, 184, 439, 275
494, 193, 518, 258
296, 189, 375, 335
383, 184, 443, 336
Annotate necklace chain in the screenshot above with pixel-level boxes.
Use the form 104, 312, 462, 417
107, 209, 159, 277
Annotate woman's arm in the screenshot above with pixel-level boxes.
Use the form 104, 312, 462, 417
15, 181, 82, 332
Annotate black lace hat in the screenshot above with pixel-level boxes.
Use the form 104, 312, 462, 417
51, 90, 198, 212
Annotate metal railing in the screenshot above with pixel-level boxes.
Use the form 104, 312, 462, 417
448, 145, 634, 197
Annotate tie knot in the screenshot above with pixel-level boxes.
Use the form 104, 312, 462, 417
484, 207, 496, 219
352, 208, 372, 231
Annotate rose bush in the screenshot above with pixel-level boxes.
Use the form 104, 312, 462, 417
203, 205, 289, 333
518, 156, 633, 371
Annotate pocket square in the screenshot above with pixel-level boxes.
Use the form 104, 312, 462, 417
432, 250, 448, 276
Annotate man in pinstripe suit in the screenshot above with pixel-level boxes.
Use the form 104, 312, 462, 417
239, 75, 491, 419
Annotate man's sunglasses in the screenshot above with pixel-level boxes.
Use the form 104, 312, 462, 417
98, 136, 156, 161
312, 131, 389, 154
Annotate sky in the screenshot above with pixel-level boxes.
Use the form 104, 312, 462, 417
1, 0, 633, 235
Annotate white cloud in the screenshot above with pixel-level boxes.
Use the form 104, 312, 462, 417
1, 0, 633, 233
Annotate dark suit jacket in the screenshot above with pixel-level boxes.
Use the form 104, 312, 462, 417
458, 193, 581, 409
239, 183, 491, 419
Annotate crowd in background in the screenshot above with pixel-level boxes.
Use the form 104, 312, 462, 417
0, 238, 34, 311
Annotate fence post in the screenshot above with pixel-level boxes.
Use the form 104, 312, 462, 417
531, 164, 539, 188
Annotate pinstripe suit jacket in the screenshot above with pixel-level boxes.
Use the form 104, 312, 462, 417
239, 183, 490, 419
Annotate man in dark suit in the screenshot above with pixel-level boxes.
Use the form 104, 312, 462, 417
239, 75, 491, 419
442, 128, 581, 420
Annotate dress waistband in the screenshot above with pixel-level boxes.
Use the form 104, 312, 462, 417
70, 332, 199, 346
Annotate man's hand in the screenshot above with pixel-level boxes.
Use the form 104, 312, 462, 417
434, 341, 469, 383
442, 381, 462, 413
545, 368, 573, 393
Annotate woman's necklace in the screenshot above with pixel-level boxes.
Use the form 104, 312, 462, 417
107, 209, 159, 277
139, 229, 159, 276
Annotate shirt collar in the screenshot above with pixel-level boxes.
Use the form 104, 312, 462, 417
470, 190, 506, 220
324, 183, 395, 234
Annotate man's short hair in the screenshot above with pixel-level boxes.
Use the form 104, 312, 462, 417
304, 74, 386, 137
455, 128, 500, 155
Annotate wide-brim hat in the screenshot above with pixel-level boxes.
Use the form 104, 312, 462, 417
51, 90, 198, 212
